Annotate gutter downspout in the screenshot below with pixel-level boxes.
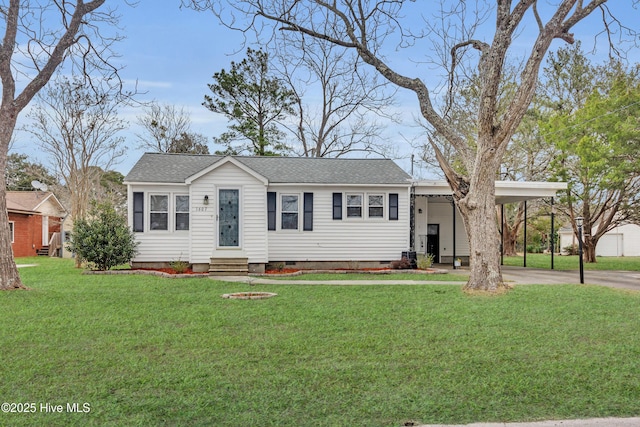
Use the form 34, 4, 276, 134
410, 184, 415, 252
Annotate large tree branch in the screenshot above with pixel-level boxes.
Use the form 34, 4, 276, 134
14, 0, 106, 110
0, 0, 19, 108
496, 1, 606, 148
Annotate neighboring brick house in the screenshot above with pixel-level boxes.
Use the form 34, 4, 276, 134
7, 191, 67, 258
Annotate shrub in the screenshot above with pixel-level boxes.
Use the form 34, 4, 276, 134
67, 201, 138, 271
169, 259, 190, 274
563, 244, 579, 256
417, 253, 434, 269
391, 257, 412, 270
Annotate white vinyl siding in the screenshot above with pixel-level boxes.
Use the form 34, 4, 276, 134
267, 186, 409, 262
424, 201, 469, 260
128, 185, 191, 262
189, 161, 268, 264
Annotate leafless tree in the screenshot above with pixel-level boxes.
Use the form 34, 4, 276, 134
185, 0, 632, 292
24, 75, 127, 242
273, 32, 397, 157
136, 102, 193, 153
0, 0, 126, 289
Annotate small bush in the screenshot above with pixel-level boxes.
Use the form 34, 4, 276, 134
67, 201, 138, 271
169, 259, 190, 274
417, 253, 434, 269
563, 244, 579, 255
391, 257, 412, 270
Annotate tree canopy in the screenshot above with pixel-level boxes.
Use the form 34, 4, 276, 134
204, 47, 297, 156
541, 47, 640, 262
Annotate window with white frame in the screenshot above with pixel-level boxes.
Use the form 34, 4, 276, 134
150, 194, 169, 230
175, 195, 190, 231
281, 194, 299, 230
368, 194, 384, 218
346, 194, 363, 218
9, 221, 14, 243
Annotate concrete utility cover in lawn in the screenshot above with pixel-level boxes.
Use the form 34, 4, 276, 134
222, 292, 277, 300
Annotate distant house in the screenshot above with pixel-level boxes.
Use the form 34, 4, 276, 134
124, 153, 566, 274
558, 223, 640, 257
7, 191, 67, 258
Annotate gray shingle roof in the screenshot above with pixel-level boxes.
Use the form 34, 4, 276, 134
124, 153, 411, 185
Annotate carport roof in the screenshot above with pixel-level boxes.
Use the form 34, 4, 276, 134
413, 180, 567, 204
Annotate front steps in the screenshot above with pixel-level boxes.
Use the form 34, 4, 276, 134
209, 257, 249, 276
37, 246, 49, 256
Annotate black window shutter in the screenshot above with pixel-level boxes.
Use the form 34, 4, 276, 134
332, 193, 342, 220
133, 192, 144, 232
389, 193, 399, 221
303, 193, 313, 231
267, 192, 276, 230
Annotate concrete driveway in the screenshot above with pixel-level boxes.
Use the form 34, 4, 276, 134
500, 266, 640, 291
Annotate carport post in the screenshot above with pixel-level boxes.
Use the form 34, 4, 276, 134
523, 201, 527, 267
550, 197, 555, 270
500, 204, 504, 266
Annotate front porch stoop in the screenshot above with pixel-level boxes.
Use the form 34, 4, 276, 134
209, 257, 249, 276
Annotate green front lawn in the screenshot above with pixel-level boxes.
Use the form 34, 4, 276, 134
2, 257, 640, 426
503, 254, 640, 271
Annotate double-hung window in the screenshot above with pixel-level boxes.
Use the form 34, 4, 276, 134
175, 195, 190, 231
346, 194, 363, 218
281, 194, 299, 230
150, 195, 169, 230
368, 194, 384, 218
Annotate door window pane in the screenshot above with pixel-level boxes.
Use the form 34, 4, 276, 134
219, 190, 239, 246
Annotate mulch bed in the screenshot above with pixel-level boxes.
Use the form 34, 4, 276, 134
133, 267, 207, 275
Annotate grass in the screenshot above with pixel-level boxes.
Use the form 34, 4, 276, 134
2, 257, 640, 426
503, 254, 640, 271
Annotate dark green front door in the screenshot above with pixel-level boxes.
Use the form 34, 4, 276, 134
219, 189, 239, 247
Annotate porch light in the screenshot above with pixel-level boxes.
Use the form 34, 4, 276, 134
204, 195, 209, 205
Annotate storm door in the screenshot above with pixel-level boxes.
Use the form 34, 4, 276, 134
426, 224, 440, 263
218, 189, 239, 247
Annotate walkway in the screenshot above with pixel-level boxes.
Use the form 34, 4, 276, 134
211, 266, 640, 290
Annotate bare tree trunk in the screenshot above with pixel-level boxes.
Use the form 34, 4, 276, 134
0, 0, 114, 290
502, 225, 519, 257
583, 238, 597, 263
0, 108, 25, 289
457, 162, 505, 292
501, 203, 524, 257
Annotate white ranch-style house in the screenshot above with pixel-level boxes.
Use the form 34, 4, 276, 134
124, 153, 566, 274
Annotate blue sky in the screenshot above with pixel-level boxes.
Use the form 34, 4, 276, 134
10, 1, 639, 178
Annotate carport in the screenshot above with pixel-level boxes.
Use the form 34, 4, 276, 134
411, 180, 568, 269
